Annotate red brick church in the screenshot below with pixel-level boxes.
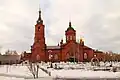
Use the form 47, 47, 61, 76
28, 9, 95, 62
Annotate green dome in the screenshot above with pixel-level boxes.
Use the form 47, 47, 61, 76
66, 21, 75, 31
67, 26, 75, 31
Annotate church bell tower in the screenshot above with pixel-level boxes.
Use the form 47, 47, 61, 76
31, 9, 46, 62
65, 21, 76, 43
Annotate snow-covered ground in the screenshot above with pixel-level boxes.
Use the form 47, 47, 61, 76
0, 65, 32, 77
0, 64, 50, 80
0, 62, 120, 80
0, 76, 52, 80
51, 70, 120, 78
40, 62, 120, 79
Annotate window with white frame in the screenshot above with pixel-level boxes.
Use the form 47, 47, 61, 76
84, 53, 87, 59
70, 36, 72, 40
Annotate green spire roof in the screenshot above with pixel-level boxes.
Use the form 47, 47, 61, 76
37, 8, 43, 24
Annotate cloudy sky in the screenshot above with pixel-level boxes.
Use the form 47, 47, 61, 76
0, 0, 120, 54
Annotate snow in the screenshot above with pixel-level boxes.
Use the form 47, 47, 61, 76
0, 76, 52, 80
0, 62, 120, 79
0, 76, 24, 80
0, 65, 32, 77
41, 62, 120, 79
0, 64, 49, 80
51, 70, 120, 78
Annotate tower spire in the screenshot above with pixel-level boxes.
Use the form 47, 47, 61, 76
37, 7, 43, 24
69, 21, 72, 27
69, 12, 72, 27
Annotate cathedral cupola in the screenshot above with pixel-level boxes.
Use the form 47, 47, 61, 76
67, 21, 75, 31
65, 21, 76, 42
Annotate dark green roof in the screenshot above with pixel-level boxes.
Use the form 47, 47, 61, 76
66, 21, 75, 31
67, 26, 75, 31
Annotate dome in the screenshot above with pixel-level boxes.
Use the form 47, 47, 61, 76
66, 21, 75, 31
67, 26, 75, 31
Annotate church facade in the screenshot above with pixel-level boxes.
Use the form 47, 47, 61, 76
30, 9, 95, 62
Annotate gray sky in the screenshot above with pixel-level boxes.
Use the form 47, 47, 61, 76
0, 0, 120, 54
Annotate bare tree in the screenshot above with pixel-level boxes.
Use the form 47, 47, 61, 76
4, 50, 18, 55
5, 50, 10, 55
27, 61, 39, 79
27, 55, 40, 79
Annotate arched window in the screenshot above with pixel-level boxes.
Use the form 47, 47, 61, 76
49, 54, 53, 60
36, 54, 40, 60
84, 53, 87, 59
70, 36, 72, 40
67, 36, 69, 41
73, 36, 76, 40
54, 54, 58, 60
94, 54, 97, 57
38, 26, 40, 31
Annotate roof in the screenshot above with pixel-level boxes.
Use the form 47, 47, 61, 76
82, 45, 93, 50
76, 42, 93, 50
46, 46, 61, 49
94, 50, 103, 53
66, 21, 75, 31
67, 26, 75, 31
